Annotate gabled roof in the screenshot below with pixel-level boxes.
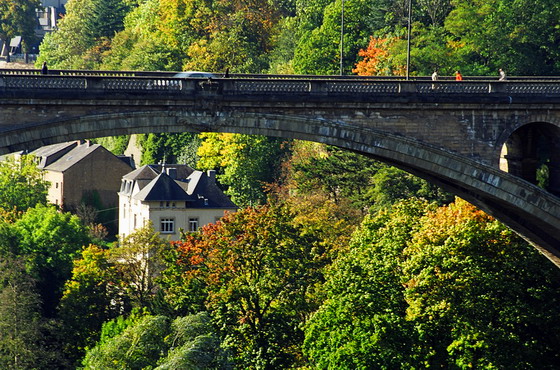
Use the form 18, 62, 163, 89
179, 170, 237, 208
31, 141, 78, 169
44, 142, 102, 172
122, 164, 159, 181
133, 172, 196, 201
122, 164, 237, 209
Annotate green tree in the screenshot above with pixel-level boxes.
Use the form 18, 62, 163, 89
57, 245, 123, 366
0, 0, 41, 60
197, 133, 287, 206
0, 256, 44, 369
304, 198, 560, 368
92, 135, 130, 155
138, 132, 199, 166
101, 0, 180, 71
0, 154, 49, 214
86, 0, 130, 40
111, 222, 170, 309
15, 204, 91, 317
402, 199, 560, 367
157, 312, 230, 369
36, 0, 94, 68
304, 199, 430, 368
82, 312, 229, 369
288, 143, 450, 214
444, 0, 560, 75
37, 0, 131, 69
82, 314, 171, 369
292, 0, 391, 75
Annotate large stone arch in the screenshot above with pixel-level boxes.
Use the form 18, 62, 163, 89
499, 121, 560, 195
2, 110, 560, 267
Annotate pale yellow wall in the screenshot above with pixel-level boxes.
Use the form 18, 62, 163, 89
43, 171, 64, 207
118, 196, 233, 241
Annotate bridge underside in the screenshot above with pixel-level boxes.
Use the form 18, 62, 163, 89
1, 110, 560, 267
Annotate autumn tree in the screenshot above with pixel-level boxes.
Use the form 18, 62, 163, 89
353, 36, 402, 76
168, 204, 330, 368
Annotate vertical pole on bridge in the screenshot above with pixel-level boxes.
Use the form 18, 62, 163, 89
340, 0, 345, 76
406, 0, 412, 80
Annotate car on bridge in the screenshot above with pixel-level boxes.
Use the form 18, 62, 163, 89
173, 71, 215, 79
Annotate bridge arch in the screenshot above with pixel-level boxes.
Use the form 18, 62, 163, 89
4, 109, 560, 267
500, 122, 560, 195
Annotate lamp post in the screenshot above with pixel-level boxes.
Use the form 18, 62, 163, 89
406, 0, 412, 80
340, 0, 345, 75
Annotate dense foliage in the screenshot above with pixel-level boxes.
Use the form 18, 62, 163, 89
38, 0, 560, 76
0, 0, 558, 368
304, 199, 560, 368
166, 204, 335, 368
0, 155, 49, 213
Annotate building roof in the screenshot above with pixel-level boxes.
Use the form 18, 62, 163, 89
31, 140, 114, 172
31, 141, 77, 168
180, 170, 237, 208
122, 164, 237, 209
134, 173, 196, 202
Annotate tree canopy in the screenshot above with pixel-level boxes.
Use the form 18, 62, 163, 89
304, 198, 560, 368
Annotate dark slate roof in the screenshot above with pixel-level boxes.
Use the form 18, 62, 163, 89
180, 171, 237, 208
133, 173, 196, 201
123, 164, 237, 209
122, 165, 159, 181
117, 155, 135, 169
32, 141, 101, 172
31, 141, 78, 169
122, 164, 194, 181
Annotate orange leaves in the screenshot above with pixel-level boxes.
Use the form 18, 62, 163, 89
353, 36, 400, 76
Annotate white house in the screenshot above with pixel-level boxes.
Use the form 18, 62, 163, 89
118, 164, 237, 240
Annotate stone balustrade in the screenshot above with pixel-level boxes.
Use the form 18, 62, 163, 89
3, 70, 560, 96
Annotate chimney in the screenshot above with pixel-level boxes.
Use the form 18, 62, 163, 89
207, 170, 216, 180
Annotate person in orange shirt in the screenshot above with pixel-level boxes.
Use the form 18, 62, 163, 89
455, 70, 463, 81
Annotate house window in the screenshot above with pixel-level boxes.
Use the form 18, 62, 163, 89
161, 218, 175, 233
189, 218, 199, 232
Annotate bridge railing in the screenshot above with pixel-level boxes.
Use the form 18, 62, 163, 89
4, 71, 560, 96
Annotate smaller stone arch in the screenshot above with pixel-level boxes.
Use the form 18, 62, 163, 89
500, 122, 560, 195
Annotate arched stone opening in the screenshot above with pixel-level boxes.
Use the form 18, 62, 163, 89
500, 122, 560, 195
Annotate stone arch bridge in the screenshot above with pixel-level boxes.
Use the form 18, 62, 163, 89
1, 70, 560, 266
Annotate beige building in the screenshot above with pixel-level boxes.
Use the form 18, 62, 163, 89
119, 164, 237, 240
32, 140, 133, 213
